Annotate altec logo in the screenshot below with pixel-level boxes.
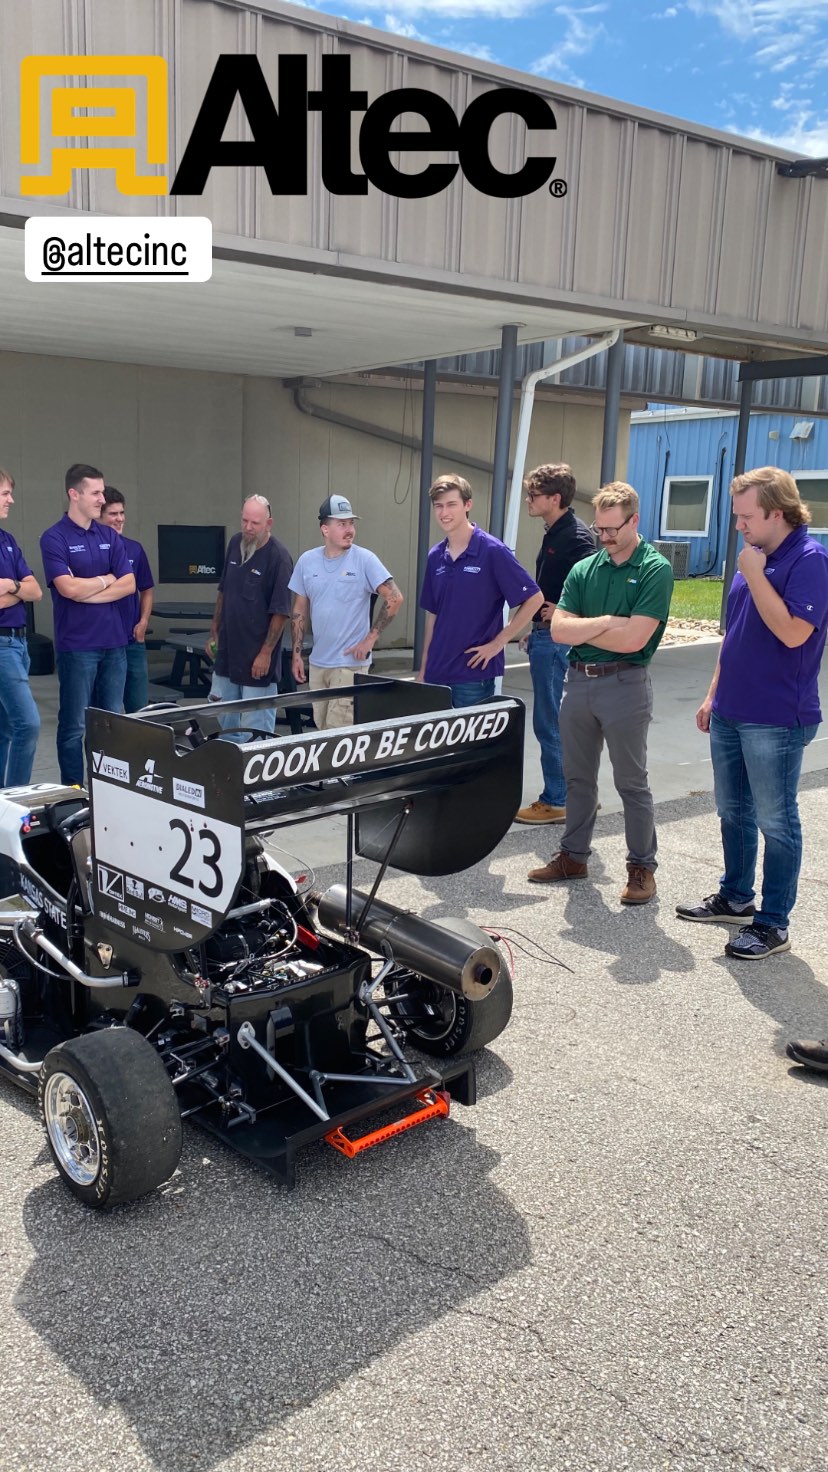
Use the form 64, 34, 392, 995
21, 53, 558, 200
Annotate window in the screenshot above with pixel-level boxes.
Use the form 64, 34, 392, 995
661, 477, 712, 538
794, 473, 828, 533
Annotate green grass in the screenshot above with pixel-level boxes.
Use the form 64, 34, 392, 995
668, 578, 723, 622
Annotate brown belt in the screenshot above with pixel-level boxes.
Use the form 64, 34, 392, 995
569, 660, 630, 678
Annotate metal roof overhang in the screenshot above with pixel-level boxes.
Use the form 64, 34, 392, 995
0, 211, 644, 378
0, 211, 823, 383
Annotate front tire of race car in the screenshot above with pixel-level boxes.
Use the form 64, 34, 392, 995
385, 917, 513, 1058
38, 1028, 183, 1209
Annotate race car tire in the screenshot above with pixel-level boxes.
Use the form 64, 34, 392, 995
385, 917, 513, 1058
38, 1028, 182, 1208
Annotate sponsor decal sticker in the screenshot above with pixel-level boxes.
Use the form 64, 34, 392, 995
136, 759, 164, 794
173, 776, 205, 809
100, 909, 126, 930
97, 865, 125, 901
92, 751, 130, 783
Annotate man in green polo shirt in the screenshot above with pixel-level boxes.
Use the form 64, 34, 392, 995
527, 482, 673, 904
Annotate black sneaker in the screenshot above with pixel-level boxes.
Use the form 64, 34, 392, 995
725, 924, 791, 960
676, 892, 755, 925
786, 1038, 828, 1073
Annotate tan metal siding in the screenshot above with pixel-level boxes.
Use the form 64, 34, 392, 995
4, 0, 828, 347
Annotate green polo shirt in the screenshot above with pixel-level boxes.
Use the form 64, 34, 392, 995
557, 538, 674, 665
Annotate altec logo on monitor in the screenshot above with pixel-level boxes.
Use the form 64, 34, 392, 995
20, 53, 558, 201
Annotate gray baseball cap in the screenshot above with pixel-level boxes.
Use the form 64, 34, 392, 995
319, 494, 360, 522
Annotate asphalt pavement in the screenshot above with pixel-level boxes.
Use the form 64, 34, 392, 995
2, 640, 828, 1472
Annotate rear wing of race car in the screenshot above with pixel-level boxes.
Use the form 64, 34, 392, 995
85, 676, 524, 953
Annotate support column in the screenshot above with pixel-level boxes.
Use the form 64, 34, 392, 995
489, 324, 519, 540
599, 330, 625, 485
413, 359, 437, 672
719, 374, 752, 631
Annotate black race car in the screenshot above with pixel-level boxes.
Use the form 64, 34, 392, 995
0, 675, 522, 1207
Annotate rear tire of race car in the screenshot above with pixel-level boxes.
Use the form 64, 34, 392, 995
38, 1028, 183, 1209
386, 917, 513, 1058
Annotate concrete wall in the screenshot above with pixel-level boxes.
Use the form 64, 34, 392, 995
0, 349, 626, 644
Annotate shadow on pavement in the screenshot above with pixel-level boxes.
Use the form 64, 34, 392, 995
16, 1118, 530, 1472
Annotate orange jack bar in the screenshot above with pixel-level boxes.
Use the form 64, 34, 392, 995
325, 1088, 450, 1159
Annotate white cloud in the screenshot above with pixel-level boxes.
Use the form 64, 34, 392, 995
381, 11, 429, 35
346, 0, 541, 16
687, 0, 828, 77
730, 108, 828, 156
452, 40, 499, 60
530, 4, 609, 87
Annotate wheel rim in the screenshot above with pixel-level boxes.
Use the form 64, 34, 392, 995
387, 976, 459, 1043
43, 1071, 101, 1186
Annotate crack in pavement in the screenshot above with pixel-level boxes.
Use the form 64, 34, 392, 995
452, 1302, 777, 1472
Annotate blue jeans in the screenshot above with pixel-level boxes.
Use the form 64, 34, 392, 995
710, 712, 818, 931
527, 627, 568, 806
209, 673, 278, 737
124, 641, 149, 713
57, 647, 127, 786
0, 635, 40, 787
449, 679, 496, 709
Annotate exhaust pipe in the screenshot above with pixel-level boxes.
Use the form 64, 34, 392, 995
316, 885, 500, 1001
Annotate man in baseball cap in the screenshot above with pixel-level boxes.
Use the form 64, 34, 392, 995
290, 495, 403, 729
318, 494, 360, 522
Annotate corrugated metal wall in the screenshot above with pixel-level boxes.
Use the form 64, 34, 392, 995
627, 411, 828, 575
4, 0, 828, 349
432, 338, 828, 414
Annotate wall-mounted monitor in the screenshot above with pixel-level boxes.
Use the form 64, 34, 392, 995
158, 525, 225, 583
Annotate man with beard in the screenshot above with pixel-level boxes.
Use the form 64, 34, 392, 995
290, 495, 403, 730
207, 495, 293, 737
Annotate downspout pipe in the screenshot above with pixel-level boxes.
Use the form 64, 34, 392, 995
503, 330, 622, 551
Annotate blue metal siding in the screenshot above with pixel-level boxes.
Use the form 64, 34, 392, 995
627, 412, 828, 575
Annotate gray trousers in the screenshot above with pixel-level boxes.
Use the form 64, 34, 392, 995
558, 665, 657, 870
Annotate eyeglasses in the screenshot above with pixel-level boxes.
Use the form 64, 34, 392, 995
524, 491, 551, 501
591, 513, 635, 539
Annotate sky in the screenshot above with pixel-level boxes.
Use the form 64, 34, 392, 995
307, 0, 828, 157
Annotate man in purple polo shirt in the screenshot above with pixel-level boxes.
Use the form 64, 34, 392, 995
100, 485, 155, 712
677, 467, 828, 959
416, 473, 542, 709
40, 463, 135, 786
0, 468, 43, 787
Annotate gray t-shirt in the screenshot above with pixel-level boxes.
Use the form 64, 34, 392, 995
289, 543, 391, 668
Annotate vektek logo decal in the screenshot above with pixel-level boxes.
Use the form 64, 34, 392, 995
20, 53, 559, 201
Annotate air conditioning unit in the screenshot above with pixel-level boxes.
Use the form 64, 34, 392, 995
654, 540, 691, 579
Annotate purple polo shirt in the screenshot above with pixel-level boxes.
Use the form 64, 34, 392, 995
420, 525, 540, 684
714, 526, 828, 727
40, 513, 132, 653
117, 534, 155, 645
0, 531, 33, 630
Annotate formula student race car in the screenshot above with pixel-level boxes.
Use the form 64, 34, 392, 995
0, 676, 523, 1208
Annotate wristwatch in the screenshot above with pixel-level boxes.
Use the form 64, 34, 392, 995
12, 579, 20, 595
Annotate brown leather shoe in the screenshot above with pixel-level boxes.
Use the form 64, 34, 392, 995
620, 864, 657, 905
515, 801, 566, 824
527, 851, 588, 883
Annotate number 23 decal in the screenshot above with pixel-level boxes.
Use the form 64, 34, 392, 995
169, 818, 223, 897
